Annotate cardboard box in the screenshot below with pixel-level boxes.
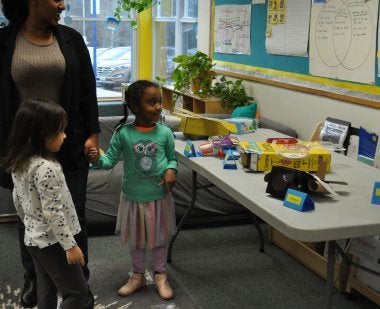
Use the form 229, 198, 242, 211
350, 236, 380, 293
239, 141, 331, 172
224, 117, 256, 134
173, 109, 237, 137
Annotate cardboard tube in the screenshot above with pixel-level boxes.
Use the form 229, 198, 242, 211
307, 179, 328, 194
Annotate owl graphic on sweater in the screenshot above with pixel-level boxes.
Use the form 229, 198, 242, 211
133, 140, 158, 178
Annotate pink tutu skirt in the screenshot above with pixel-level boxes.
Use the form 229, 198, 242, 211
115, 193, 177, 249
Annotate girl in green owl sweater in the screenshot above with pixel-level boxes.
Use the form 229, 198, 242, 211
89, 80, 177, 300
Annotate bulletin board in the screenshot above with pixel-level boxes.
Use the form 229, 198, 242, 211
212, 0, 380, 108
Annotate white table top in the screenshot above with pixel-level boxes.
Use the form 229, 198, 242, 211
174, 129, 380, 242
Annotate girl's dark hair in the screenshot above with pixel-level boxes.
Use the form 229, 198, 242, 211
2, 99, 68, 173
115, 80, 159, 131
1, 0, 29, 24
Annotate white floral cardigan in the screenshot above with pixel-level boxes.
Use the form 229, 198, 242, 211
12, 157, 80, 251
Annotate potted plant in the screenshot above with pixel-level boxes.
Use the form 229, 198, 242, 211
114, 0, 155, 28
171, 51, 216, 97
211, 75, 254, 111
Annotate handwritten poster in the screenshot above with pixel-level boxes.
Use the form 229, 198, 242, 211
265, 0, 311, 56
309, 0, 379, 84
214, 5, 251, 55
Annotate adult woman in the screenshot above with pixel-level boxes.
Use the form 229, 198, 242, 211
0, 1, 100, 308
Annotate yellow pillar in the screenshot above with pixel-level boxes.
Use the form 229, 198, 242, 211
137, 8, 153, 80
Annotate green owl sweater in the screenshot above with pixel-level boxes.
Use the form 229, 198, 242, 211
94, 123, 177, 202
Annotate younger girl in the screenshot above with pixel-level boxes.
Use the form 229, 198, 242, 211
89, 80, 177, 300
2, 99, 88, 309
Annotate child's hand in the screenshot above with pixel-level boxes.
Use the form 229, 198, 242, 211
160, 169, 176, 193
86, 147, 99, 163
66, 245, 85, 266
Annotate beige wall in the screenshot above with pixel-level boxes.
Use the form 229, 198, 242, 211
197, 1, 211, 54
199, 1, 380, 140
244, 81, 380, 140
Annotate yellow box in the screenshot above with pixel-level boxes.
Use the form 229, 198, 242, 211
173, 109, 237, 137
239, 141, 331, 172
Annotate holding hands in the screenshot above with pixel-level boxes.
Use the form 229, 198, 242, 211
86, 147, 100, 163
84, 134, 99, 163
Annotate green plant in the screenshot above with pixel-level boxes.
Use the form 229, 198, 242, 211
155, 76, 167, 88
114, 0, 155, 28
211, 76, 254, 111
171, 51, 215, 97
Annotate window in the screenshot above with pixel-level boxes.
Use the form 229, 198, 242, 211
0, 0, 136, 101
0, 0, 199, 101
64, 0, 136, 100
153, 0, 198, 82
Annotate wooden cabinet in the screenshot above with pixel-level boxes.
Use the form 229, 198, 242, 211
345, 259, 380, 306
269, 227, 380, 305
162, 85, 230, 114
345, 252, 380, 305
268, 227, 349, 292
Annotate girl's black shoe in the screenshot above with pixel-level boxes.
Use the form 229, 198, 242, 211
20, 280, 37, 308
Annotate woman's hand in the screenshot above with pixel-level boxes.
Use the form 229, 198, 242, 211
86, 147, 100, 163
84, 133, 99, 162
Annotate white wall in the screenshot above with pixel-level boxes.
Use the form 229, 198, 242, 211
197, 1, 211, 54
198, 0, 380, 140
244, 81, 380, 140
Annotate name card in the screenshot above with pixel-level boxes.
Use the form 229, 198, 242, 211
283, 189, 315, 212
371, 181, 380, 205
184, 141, 198, 158
223, 149, 238, 169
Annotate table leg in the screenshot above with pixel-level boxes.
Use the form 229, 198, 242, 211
249, 213, 265, 252
167, 170, 198, 263
167, 169, 266, 262
326, 240, 336, 309
0, 213, 18, 223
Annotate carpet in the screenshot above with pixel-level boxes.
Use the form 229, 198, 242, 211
1, 221, 378, 309
0, 222, 199, 309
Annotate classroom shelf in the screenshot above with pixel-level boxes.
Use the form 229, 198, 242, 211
345, 256, 380, 305
162, 85, 230, 114
269, 227, 380, 305
268, 227, 349, 292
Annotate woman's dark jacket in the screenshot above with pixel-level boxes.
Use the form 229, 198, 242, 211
0, 23, 100, 189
